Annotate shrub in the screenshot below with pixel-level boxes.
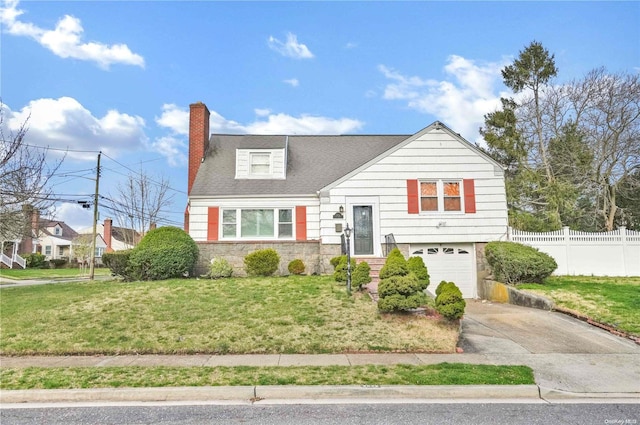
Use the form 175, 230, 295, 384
102, 250, 133, 279
377, 274, 428, 312
485, 241, 557, 284
24, 253, 46, 269
208, 257, 233, 279
330, 256, 342, 269
379, 248, 408, 279
128, 227, 199, 281
333, 255, 357, 282
288, 259, 306, 275
407, 256, 430, 288
435, 280, 461, 297
244, 248, 280, 277
49, 259, 67, 268
352, 261, 372, 291
435, 282, 466, 320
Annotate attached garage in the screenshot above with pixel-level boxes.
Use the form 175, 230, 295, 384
410, 243, 477, 298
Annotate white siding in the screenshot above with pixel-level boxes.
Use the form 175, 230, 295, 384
324, 129, 507, 246
189, 197, 319, 242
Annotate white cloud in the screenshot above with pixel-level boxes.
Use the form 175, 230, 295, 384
268, 32, 314, 59
7, 97, 146, 161
147, 136, 186, 167
379, 55, 511, 142
0, 0, 144, 69
284, 78, 300, 87
52, 202, 93, 230
345, 42, 358, 49
155, 103, 189, 135
254, 108, 271, 117
244, 113, 363, 135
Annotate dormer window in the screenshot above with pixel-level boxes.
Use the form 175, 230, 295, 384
250, 152, 271, 175
236, 148, 286, 179
54, 225, 62, 236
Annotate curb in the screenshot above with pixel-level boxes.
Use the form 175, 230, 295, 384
0, 385, 539, 404
538, 386, 640, 400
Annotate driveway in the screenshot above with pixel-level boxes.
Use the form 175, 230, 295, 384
459, 300, 640, 395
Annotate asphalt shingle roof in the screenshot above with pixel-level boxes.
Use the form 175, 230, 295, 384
189, 134, 410, 197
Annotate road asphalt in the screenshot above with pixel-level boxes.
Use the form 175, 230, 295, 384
1, 280, 638, 404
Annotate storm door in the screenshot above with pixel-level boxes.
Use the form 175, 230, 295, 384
353, 205, 373, 255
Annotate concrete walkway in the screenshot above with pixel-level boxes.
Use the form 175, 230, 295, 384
1, 300, 639, 403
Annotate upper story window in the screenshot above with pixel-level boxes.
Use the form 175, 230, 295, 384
54, 225, 62, 236
250, 153, 271, 175
236, 148, 286, 180
420, 180, 462, 213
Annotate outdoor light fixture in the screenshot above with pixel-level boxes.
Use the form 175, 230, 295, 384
344, 223, 352, 294
333, 205, 345, 219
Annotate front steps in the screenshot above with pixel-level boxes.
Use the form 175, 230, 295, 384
356, 257, 386, 300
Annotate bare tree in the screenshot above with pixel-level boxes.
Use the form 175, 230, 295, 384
72, 234, 93, 274
0, 103, 63, 251
104, 169, 174, 245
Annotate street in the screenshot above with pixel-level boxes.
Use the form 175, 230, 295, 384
2, 402, 639, 425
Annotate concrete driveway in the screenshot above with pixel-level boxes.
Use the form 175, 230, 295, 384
459, 300, 640, 395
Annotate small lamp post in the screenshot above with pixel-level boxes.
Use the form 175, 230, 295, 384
344, 223, 352, 294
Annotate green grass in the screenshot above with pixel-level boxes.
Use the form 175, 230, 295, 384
0, 276, 459, 355
518, 276, 640, 336
0, 364, 535, 389
0, 267, 111, 281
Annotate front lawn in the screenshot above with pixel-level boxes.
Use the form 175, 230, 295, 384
0, 276, 459, 355
0, 267, 111, 281
0, 364, 535, 389
518, 276, 640, 336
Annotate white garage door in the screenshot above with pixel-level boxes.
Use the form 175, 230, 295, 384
410, 243, 476, 298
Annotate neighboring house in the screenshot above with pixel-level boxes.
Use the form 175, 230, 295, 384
78, 218, 140, 253
185, 102, 508, 298
35, 220, 107, 263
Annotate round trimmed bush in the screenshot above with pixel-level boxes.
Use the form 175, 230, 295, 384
485, 241, 557, 284
209, 257, 233, 279
377, 274, 427, 312
288, 259, 306, 275
330, 256, 342, 269
352, 261, 372, 291
333, 255, 357, 282
103, 250, 133, 279
128, 227, 199, 281
435, 281, 466, 320
244, 248, 280, 277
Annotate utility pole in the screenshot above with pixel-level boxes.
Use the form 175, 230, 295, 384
89, 152, 101, 281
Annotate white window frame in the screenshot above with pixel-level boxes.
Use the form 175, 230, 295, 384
249, 152, 272, 176
419, 180, 464, 213
221, 208, 294, 240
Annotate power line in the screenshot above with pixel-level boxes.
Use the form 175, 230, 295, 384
21, 143, 101, 154
101, 152, 187, 195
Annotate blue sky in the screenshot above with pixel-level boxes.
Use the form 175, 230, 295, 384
1, 0, 639, 230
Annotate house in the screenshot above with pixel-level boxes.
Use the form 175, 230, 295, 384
185, 102, 508, 298
35, 220, 107, 264
78, 218, 140, 253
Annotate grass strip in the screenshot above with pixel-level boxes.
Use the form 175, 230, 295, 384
518, 276, 640, 336
0, 364, 534, 390
0, 268, 112, 281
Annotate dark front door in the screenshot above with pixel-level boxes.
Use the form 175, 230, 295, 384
353, 205, 373, 255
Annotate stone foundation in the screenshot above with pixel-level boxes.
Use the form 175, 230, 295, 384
196, 241, 341, 277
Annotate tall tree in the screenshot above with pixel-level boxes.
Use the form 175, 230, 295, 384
0, 104, 63, 251
104, 169, 174, 244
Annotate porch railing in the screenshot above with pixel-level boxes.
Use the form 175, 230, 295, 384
1, 253, 11, 268
383, 233, 398, 257
13, 253, 26, 269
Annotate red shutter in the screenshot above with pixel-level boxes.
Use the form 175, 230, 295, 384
463, 179, 476, 213
207, 207, 219, 241
407, 179, 419, 214
296, 206, 307, 241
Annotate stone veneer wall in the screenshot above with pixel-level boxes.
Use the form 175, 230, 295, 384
475, 242, 491, 285
196, 241, 342, 277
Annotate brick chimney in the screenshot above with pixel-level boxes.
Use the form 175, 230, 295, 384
20, 205, 38, 254
104, 218, 113, 253
188, 102, 210, 195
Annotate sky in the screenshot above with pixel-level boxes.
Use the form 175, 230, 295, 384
1, 0, 639, 231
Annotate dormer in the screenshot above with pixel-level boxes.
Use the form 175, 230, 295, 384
235, 148, 286, 180
51, 223, 63, 237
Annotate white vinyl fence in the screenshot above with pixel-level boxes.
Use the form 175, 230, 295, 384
508, 226, 640, 277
